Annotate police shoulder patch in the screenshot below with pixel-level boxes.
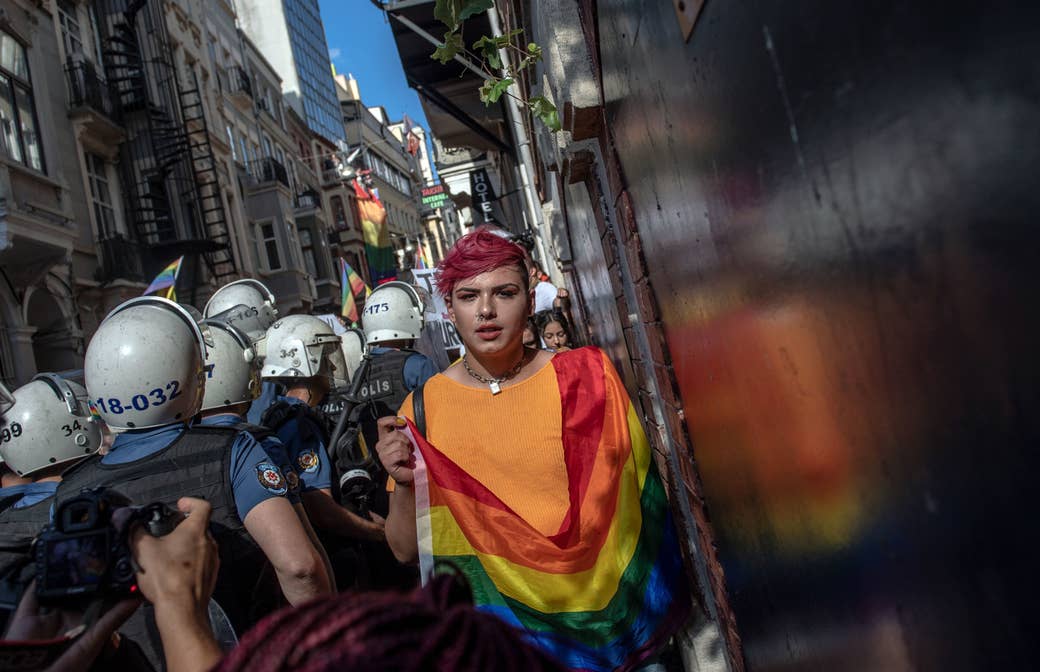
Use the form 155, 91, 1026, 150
297, 450, 320, 473
256, 461, 288, 495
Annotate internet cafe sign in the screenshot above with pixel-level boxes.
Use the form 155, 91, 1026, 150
421, 184, 449, 211
469, 167, 496, 223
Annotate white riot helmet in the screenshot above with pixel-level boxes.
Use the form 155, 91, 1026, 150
207, 303, 272, 346
199, 319, 260, 411
0, 374, 102, 477
339, 328, 366, 382
261, 315, 341, 383
361, 281, 425, 345
85, 296, 207, 430
204, 279, 278, 335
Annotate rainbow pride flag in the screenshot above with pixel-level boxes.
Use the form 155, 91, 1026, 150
415, 242, 433, 270
406, 347, 689, 671
344, 258, 371, 300
340, 258, 370, 326
353, 179, 396, 283
143, 256, 183, 301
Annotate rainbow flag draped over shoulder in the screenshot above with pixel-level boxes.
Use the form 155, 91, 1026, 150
405, 347, 689, 671
143, 256, 183, 301
353, 179, 396, 284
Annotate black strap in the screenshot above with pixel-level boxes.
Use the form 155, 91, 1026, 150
413, 381, 426, 438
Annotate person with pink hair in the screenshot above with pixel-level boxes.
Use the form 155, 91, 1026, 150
375, 228, 689, 671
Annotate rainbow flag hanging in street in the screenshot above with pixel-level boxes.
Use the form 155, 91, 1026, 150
143, 256, 183, 301
339, 258, 370, 326
405, 347, 689, 671
353, 179, 396, 284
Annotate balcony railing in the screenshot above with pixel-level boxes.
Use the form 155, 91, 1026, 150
244, 157, 289, 189
295, 188, 321, 210
96, 234, 145, 283
225, 65, 253, 100
65, 59, 120, 123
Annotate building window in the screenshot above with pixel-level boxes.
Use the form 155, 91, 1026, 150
88, 6, 105, 66
86, 153, 119, 237
258, 221, 282, 270
0, 31, 43, 172
330, 195, 348, 230
226, 125, 236, 161
299, 227, 319, 278
57, 0, 84, 60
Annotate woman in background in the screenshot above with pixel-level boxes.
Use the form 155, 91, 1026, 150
538, 309, 573, 352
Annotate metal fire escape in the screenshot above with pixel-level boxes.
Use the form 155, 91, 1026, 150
96, 0, 237, 293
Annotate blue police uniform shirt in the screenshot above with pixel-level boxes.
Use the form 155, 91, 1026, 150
369, 347, 438, 391
247, 381, 282, 425
12, 481, 58, 510
272, 396, 331, 492
105, 423, 290, 519
198, 414, 301, 504
0, 484, 30, 501
0, 483, 31, 510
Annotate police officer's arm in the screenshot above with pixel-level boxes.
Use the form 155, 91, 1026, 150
292, 500, 337, 591
232, 435, 332, 602
243, 498, 333, 602
286, 419, 385, 540
300, 489, 385, 540
376, 416, 419, 564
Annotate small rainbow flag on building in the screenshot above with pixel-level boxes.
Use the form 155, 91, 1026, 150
414, 242, 433, 270
340, 258, 370, 326
143, 256, 184, 301
405, 347, 690, 671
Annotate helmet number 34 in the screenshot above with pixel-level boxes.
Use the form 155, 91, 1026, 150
94, 380, 181, 415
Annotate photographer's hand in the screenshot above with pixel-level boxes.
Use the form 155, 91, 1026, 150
3, 580, 139, 672
131, 497, 222, 672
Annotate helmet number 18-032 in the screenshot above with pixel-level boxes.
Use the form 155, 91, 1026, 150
94, 380, 181, 415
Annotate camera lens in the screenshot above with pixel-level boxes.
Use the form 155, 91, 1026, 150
113, 557, 134, 582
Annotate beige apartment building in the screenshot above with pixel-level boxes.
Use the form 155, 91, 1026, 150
0, 0, 353, 385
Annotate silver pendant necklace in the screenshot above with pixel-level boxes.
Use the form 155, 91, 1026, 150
462, 353, 526, 394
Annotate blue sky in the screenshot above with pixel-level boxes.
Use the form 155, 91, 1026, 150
318, 1, 430, 142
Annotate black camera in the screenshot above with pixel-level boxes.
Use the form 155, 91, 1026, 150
34, 488, 181, 602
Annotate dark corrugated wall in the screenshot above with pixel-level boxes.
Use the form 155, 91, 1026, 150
593, 0, 1040, 669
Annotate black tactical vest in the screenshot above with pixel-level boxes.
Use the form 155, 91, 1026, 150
0, 494, 52, 632
0, 493, 50, 577
54, 426, 280, 635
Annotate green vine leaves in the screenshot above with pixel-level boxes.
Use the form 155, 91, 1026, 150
430, 0, 561, 132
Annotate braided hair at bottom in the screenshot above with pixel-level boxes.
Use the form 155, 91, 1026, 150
214, 572, 569, 672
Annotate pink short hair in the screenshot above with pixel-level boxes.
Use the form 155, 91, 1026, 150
436, 228, 529, 298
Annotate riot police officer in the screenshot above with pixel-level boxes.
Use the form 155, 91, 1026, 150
259, 315, 384, 556
54, 297, 331, 638
197, 317, 333, 584
0, 374, 103, 628
349, 282, 437, 504
203, 278, 281, 424
326, 282, 437, 590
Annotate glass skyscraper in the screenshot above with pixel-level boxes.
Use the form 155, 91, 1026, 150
237, 0, 345, 144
